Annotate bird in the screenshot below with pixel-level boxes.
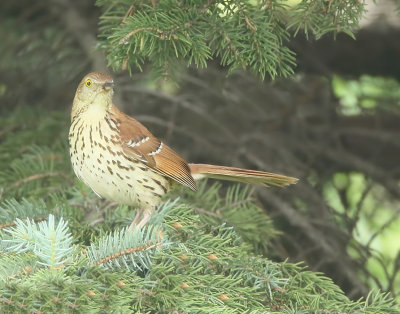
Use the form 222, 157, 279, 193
69, 72, 298, 229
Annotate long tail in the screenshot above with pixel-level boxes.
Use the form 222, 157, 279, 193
189, 164, 298, 187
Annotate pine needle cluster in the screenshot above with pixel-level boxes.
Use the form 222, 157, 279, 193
96, 0, 365, 79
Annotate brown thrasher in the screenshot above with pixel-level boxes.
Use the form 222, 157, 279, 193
69, 72, 298, 229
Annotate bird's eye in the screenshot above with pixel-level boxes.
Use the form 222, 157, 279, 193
85, 79, 92, 87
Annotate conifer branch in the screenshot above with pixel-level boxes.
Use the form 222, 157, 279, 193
0, 106, 399, 312
2, 215, 73, 270
9, 171, 64, 190
97, 0, 364, 79
86, 225, 164, 271
0, 218, 46, 230
0, 198, 50, 228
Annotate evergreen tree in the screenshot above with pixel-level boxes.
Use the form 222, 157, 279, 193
1, 0, 400, 312
0, 105, 398, 313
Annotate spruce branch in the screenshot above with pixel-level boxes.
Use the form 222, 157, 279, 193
232, 258, 290, 298
2, 215, 74, 270
0, 254, 38, 284
171, 181, 280, 253
86, 225, 164, 271
287, 0, 365, 39
97, 0, 365, 79
0, 105, 399, 311
0, 198, 50, 227
0, 186, 397, 311
0, 145, 72, 198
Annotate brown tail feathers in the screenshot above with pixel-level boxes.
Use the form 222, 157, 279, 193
189, 164, 298, 188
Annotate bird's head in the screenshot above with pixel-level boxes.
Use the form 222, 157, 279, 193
71, 72, 114, 120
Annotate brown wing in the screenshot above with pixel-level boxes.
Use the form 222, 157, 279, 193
110, 106, 197, 191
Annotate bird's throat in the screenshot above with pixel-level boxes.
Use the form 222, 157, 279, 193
72, 93, 113, 123
85, 100, 110, 122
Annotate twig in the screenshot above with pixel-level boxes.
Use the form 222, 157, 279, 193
119, 27, 161, 44
9, 172, 65, 189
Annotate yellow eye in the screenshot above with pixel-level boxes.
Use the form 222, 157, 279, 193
85, 79, 92, 87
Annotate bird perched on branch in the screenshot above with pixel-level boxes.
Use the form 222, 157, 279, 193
69, 72, 298, 229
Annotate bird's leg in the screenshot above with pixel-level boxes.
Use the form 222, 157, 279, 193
128, 209, 143, 230
136, 211, 152, 229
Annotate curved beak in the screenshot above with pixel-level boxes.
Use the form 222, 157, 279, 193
102, 80, 114, 90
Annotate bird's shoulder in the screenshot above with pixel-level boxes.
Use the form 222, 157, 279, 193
109, 105, 197, 191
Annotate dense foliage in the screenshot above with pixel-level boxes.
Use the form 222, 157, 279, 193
98, 0, 364, 79
1, 0, 400, 312
0, 104, 397, 312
